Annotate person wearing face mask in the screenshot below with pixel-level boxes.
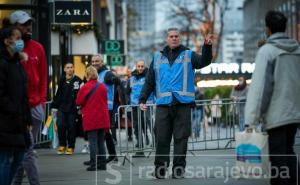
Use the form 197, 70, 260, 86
0, 25, 32, 185
126, 60, 154, 154
230, 77, 248, 131
10, 10, 47, 142
9, 10, 46, 185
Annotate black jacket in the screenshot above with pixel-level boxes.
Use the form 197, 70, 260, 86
0, 45, 32, 150
126, 68, 148, 104
97, 65, 122, 113
97, 65, 121, 85
139, 44, 212, 105
51, 75, 82, 113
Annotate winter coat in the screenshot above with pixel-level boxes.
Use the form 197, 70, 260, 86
245, 32, 300, 130
0, 44, 32, 150
76, 79, 110, 131
51, 75, 83, 113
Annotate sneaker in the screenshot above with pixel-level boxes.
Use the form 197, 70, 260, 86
107, 156, 118, 163
152, 166, 166, 179
81, 145, 89, 154
172, 166, 185, 179
57, 146, 66, 155
83, 160, 91, 166
65, 148, 74, 155
86, 166, 96, 171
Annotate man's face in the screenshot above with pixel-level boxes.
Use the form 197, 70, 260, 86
136, 61, 145, 74
91, 56, 103, 70
16, 20, 32, 40
166, 31, 181, 49
64, 63, 74, 76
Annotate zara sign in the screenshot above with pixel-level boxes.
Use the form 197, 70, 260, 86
54, 1, 92, 24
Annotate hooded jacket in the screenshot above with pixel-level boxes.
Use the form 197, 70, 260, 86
245, 32, 300, 130
21, 39, 47, 107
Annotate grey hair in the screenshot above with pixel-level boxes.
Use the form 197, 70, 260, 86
135, 59, 145, 64
166, 27, 180, 37
92, 54, 103, 61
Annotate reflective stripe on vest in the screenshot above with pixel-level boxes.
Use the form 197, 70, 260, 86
98, 70, 114, 110
154, 50, 195, 105
130, 76, 155, 105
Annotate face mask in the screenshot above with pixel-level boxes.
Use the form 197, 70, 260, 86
14, 39, 24, 53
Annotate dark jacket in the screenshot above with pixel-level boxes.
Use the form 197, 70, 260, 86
97, 65, 122, 113
51, 75, 82, 113
0, 44, 32, 151
139, 44, 212, 105
97, 65, 121, 85
126, 68, 148, 104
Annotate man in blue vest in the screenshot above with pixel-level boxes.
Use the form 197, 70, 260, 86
91, 54, 120, 163
139, 28, 213, 179
127, 60, 154, 150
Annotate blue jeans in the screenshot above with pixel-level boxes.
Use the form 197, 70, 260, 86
192, 109, 202, 137
0, 150, 24, 185
12, 131, 40, 185
239, 113, 245, 131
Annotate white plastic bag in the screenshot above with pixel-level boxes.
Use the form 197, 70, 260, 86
235, 127, 270, 179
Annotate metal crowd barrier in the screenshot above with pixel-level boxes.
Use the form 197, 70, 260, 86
116, 104, 156, 156
34, 101, 52, 147
116, 99, 246, 159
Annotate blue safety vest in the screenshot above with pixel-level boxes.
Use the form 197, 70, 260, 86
130, 76, 154, 105
153, 50, 195, 105
98, 70, 114, 110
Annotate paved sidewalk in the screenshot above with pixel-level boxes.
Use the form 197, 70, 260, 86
21, 144, 300, 185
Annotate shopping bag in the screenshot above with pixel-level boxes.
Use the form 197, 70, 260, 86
42, 115, 53, 135
235, 127, 270, 179
42, 115, 58, 148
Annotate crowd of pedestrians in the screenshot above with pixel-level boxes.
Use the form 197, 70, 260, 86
0, 9, 299, 185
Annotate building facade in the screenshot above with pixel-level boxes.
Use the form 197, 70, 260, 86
243, 0, 300, 63
221, 0, 244, 63
0, 0, 127, 99
127, 0, 155, 68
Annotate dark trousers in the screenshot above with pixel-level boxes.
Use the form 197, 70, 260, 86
109, 110, 117, 141
133, 107, 149, 147
87, 129, 106, 167
57, 111, 76, 148
268, 123, 300, 185
13, 131, 40, 185
105, 131, 117, 157
154, 105, 191, 170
